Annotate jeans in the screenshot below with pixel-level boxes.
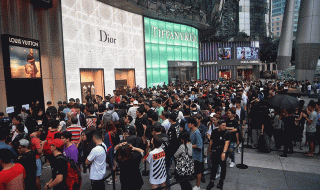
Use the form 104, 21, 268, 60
210, 150, 226, 181
91, 179, 105, 190
229, 142, 236, 162
252, 129, 262, 147
166, 157, 174, 190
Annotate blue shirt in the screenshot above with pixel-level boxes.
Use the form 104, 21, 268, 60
190, 129, 203, 162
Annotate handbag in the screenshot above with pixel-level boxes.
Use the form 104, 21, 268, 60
175, 145, 195, 176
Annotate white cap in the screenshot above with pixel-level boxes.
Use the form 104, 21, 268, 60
210, 113, 216, 117
133, 100, 138, 105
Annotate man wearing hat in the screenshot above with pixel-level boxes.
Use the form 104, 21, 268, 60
45, 139, 68, 190
18, 139, 37, 190
128, 100, 139, 119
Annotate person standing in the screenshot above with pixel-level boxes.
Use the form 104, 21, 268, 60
0, 149, 25, 190
61, 131, 79, 164
45, 139, 68, 190
146, 135, 167, 190
17, 139, 37, 190
206, 120, 230, 190
30, 126, 44, 190
188, 117, 203, 190
279, 109, 295, 157
302, 101, 317, 157
85, 131, 107, 190
66, 117, 83, 146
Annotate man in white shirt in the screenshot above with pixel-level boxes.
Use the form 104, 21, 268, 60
128, 100, 139, 119
86, 131, 107, 190
161, 112, 171, 133
11, 116, 28, 141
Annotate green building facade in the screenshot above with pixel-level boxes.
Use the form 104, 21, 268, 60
144, 17, 199, 87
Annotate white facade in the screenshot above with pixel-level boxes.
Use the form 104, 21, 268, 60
61, 0, 146, 100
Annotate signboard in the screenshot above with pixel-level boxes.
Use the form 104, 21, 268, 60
168, 61, 197, 68
237, 47, 259, 59
6, 106, 14, 114
200, 59, 261, 66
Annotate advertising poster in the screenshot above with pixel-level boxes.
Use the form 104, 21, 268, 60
218, 47, 231, 60
237, 47, 259, 60
9, 45, 41, 78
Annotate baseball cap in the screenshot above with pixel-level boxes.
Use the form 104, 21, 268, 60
57, 101, 62, 104
133, 100, 138, 105
19, 139, 30, 147
51, 139, 64, 148
209, 113, 216, 117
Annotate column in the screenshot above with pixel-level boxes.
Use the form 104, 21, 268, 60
295, 0, 320, 82
277, 0, 295, 71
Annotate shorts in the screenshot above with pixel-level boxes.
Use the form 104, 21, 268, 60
36, 158, 42, 177
306, 132, 316, 142
194, 160, 204, 175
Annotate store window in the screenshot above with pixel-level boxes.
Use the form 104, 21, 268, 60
80, 69, 105, 103
115, 69, 135, 90
168, 61, 197, 84
219, 70, 231, 80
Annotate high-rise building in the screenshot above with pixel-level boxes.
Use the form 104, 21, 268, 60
271, 0, 301, 37
214, 0, 271, 40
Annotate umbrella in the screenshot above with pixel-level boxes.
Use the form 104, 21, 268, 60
278, 88, 303, 96
268, 94, 299, 110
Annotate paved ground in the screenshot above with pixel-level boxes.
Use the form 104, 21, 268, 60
40, 95, 320, 190
40, 144, 320, 190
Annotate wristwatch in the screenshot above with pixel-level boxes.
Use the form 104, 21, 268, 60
222, 151, 226, 153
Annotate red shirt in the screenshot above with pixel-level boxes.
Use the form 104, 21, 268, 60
46, 130, 60, 141
30, 134, 41, 159
0, 163, 25, 190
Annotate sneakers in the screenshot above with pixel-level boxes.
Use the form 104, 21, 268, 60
206, 181, 214, 190
238, 149, 241, 154
279, 154, 287, 158
229, 162, 236, 168
215, 173, 220, 179
203, 169, 211, 175
193, 186, 200, 190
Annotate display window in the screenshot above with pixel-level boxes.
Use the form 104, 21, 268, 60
115, 69, 135, 90
80, 69, 105, 103
168, 67, 197, 84
219, 70, 231, 80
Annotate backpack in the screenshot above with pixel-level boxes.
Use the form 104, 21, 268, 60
43, 130, 60, 155
56, 155, 82, 190
101, 132, 115, 170
102, 111, 114, 125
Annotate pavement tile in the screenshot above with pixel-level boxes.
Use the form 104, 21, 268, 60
281, 163, 320, 175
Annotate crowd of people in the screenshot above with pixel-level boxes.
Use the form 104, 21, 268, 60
0, 79, 319, 190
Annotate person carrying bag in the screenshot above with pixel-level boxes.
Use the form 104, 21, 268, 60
174, 131, 194, 190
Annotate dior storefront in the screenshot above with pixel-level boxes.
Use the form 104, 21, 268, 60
61, 0, 146, 103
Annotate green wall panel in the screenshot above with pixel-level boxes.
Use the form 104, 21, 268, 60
144, 17, 199, 87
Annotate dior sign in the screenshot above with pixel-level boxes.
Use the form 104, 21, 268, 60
99, 30, 117, 44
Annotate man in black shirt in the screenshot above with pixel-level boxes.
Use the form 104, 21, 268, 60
17, 139, 37, 190
135, 108, 149, 137
207, 120, 230, 190
45, 139, 68, 190
46, 101, 58, 120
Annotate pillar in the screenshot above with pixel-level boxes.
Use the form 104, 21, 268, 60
295, 0, 320, 82
277, 0, 295, 71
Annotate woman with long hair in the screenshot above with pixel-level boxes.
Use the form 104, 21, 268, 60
174, 130, 193, 190
78, 129, 95, 172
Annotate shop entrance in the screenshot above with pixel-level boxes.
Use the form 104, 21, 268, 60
168, 61, 197, 84
219, 69, 231, 80
80, 69, 105, 103
115, 69, 135, 90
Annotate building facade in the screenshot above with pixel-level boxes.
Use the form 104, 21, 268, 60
61, 0, 146, 102
271, 0, 301, 37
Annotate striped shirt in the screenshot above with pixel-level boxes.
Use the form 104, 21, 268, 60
66, 124, 83, 144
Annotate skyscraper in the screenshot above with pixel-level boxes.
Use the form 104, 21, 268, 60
271, 0, 301, 37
